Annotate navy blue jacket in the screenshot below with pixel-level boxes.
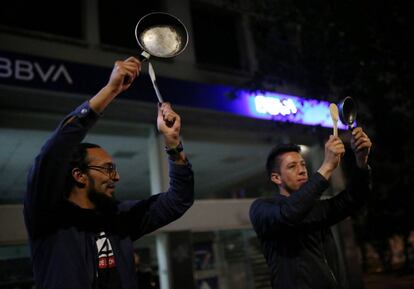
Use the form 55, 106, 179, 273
24, 102, 194, 289
250, 166, 371, 289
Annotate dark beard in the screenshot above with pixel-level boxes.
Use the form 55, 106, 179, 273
88, 189, 119, 215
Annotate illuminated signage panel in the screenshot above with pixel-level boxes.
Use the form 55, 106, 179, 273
228, 91, 347, 129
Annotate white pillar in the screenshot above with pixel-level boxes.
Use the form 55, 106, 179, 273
155, 233, 170, 289
148, 129, 171, 289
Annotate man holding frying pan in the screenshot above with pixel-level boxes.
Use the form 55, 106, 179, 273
24, 57, 194, 289
250, 128, 372, 289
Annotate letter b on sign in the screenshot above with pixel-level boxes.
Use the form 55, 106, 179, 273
0, 57, 34, 80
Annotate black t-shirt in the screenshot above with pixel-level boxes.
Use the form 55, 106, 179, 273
96, 232, 122, 289
136, 268, 157, 289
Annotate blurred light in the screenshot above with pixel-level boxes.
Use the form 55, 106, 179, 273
231, 91, 347, 129
255, 95, 297, 115
299, 144, 309, 154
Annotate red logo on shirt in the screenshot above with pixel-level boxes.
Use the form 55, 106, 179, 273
96, 232, 116, 269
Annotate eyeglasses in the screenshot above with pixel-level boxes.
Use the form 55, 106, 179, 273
86, 164, 118, 179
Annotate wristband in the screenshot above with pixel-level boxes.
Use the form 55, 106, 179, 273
165, 141, 184, 156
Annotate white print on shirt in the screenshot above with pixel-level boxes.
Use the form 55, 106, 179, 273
96, 231, 116, 269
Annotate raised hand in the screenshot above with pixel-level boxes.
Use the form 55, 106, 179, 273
351, 127, 372, 169
89, 57, 141, 114
318, 135, 345, 180
106, 57, 141, 95
157, 102, 181, 148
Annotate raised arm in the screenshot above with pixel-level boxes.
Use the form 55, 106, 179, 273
24, 57, 141, 234
89, 57, 141, 114
250, 129, 372, 237
311, 127, 372, 226
122, 103, 195, 239
250, 171, 330, 237
250, 137, 343, 237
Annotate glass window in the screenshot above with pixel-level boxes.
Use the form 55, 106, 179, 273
0, 0, 83, 39
192, 229, 269, 289
185, 138, 273, 199
133, 235, 160, 289
0, 126, 151, 204
0, 244, 33, 288
190, 1, 246, 70
99, 1, 163, 50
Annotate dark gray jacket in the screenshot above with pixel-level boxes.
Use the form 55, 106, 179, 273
250, 166, 371, 289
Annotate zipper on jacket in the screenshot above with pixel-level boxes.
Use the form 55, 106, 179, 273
323, 256, 338, 284
320, 231, 338, 286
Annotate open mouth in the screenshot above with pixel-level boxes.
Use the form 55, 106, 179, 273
106, 184, 116, 193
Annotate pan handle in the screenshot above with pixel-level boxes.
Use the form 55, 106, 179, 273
123, 51, 151, 85
138, 51, 151, 62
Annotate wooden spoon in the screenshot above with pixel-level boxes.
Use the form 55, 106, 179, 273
329, 103, 339, 137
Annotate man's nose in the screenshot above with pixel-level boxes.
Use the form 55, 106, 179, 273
112, 171, 120, 182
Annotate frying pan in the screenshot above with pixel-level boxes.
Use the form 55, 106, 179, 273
135, 12, 188, 61
338, 96, 357, 130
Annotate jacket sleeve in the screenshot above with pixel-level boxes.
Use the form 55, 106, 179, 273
250, 166, 372, 237
309, 165, 372, 228
249, 172, 329, 237
24, 102, 100, 236
121, 160, 194, 240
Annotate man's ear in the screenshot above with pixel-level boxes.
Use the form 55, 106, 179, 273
72, 168, 87, 185
271, 172, 282, 185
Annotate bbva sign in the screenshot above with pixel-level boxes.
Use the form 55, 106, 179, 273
0, 56, 73, 84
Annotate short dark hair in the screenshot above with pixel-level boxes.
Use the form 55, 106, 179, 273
266, 143, 301, 178
64, 142, 101, 196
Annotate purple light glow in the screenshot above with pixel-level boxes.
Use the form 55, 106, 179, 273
232, 91, 347, 129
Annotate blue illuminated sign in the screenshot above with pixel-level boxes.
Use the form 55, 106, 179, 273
227, 91, 347, 129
